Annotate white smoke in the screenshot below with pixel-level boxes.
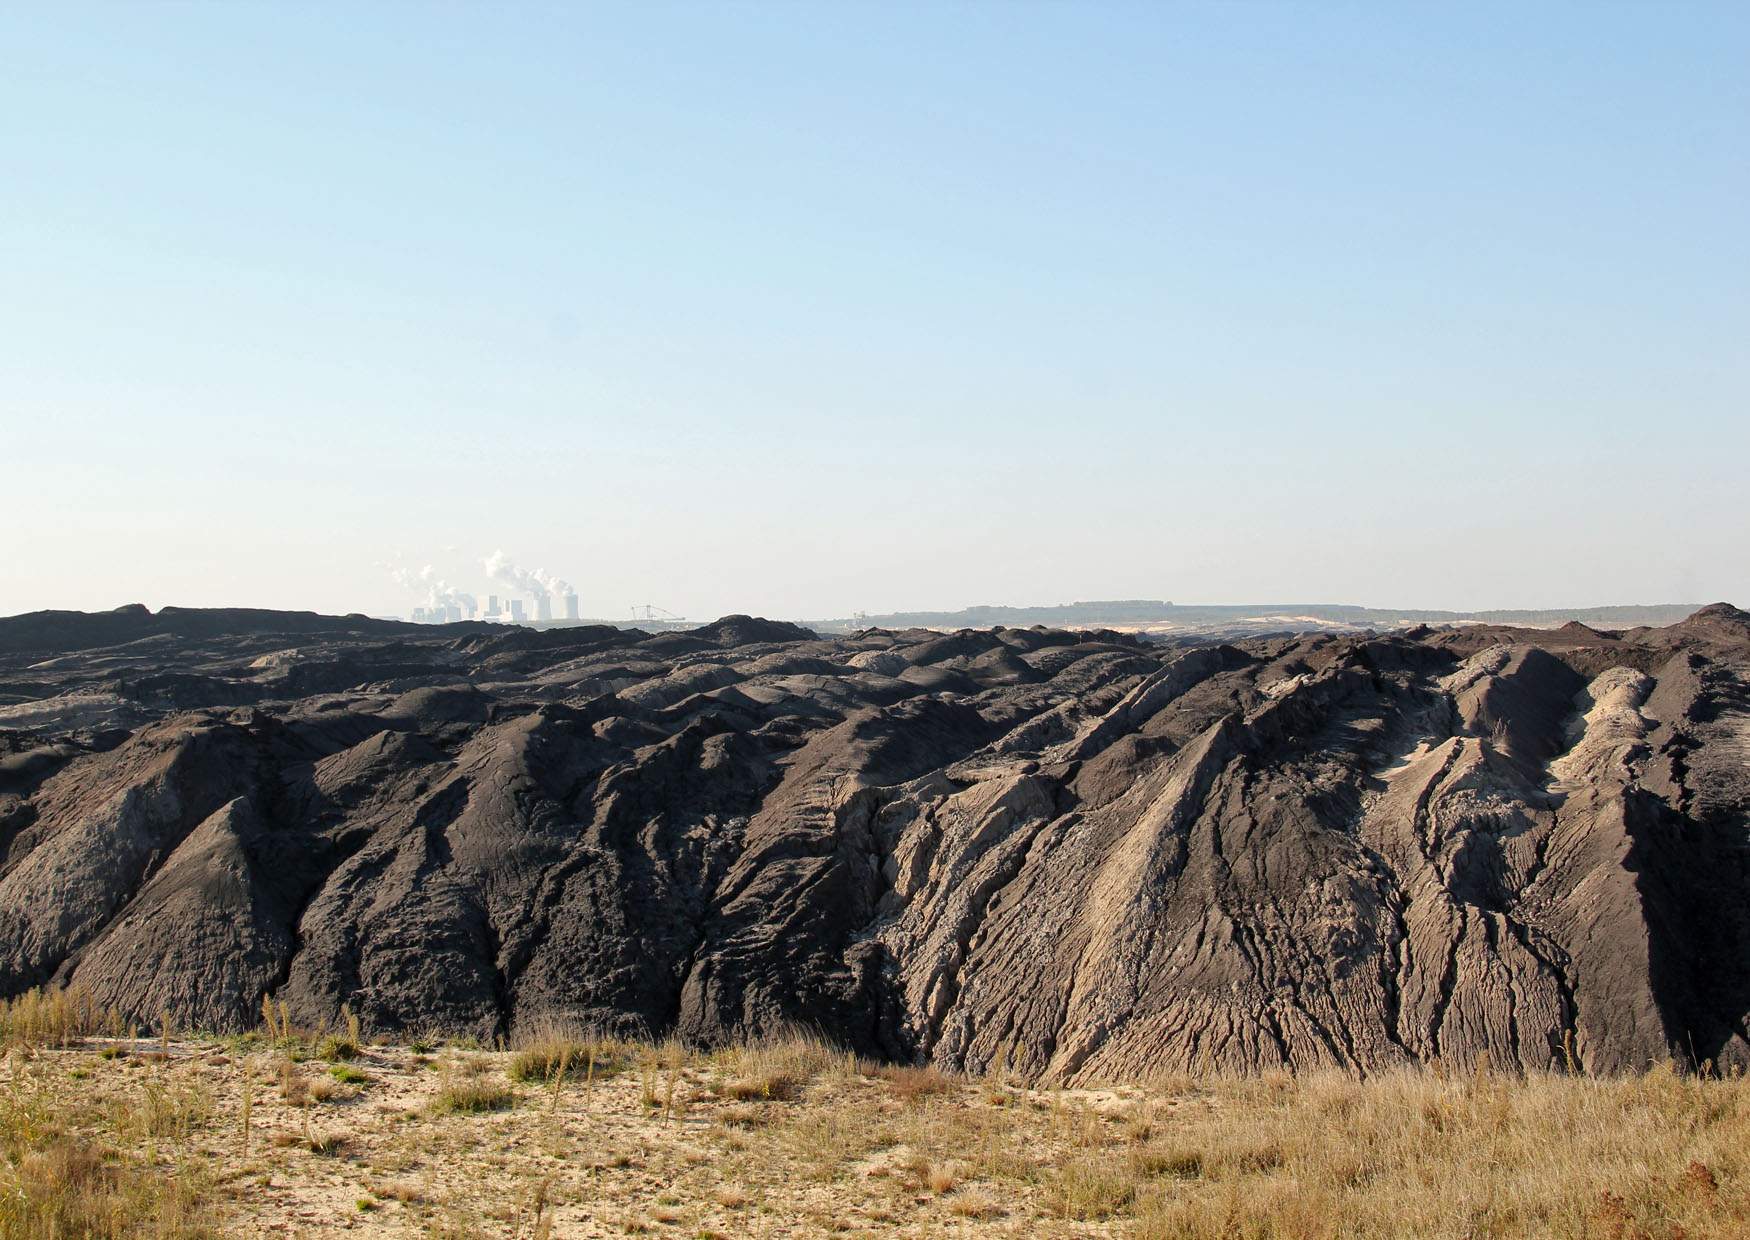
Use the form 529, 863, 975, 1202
482, 550, 572, 601
384, 561, 477, 615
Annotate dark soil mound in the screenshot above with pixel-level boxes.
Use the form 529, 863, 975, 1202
2, 606, 1747, 1080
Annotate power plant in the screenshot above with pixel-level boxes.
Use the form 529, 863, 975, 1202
395, 553, 592, 626
413, 589, 580, 626
410, 601, 472, 624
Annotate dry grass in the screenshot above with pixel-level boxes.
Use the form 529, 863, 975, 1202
276, 1057, 310, 1106
427, 1058, 517, 1116
306, 1075, 347, 1103
0, 991, 1746, 1238
0, 1058, 215, 1239
878, 1062, 955, 1103
0, 987, 100, 1050
108, 1077, 212, 1141
366, 1178, 424, 1205
1113, 1064, 1750, 1238
947, 1187, 1002, 1219
0, 1138, 211, 1239
506, 1019, 633, 1085
711, 1031, 842, 1103
315, 1034, 359, 1062
1045, 1152, 1137, 1220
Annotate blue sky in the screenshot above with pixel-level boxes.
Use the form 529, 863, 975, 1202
3, 2, 1746, 620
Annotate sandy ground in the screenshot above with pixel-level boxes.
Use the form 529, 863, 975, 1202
6, 1036, 1155, 1238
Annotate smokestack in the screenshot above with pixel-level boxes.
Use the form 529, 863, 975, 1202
563, 593, 579, 621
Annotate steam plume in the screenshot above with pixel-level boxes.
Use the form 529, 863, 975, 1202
384, 562, 477, 614
483, 550, 572, 600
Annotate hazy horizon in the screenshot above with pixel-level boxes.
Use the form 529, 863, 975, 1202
5, 3, 1746, 621
0, 591, 1722, 629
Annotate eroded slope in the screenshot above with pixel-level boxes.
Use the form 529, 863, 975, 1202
2, 605, 1748, 1078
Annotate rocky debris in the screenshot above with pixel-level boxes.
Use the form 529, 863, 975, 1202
1, 605, 1748, 1079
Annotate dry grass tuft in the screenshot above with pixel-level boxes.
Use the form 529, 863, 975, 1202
925, 1163, 959, 1195
276, 1059, 309, 1107
306, 1076, 345, 1104
316, 1034, 359, 1062
877, 1064, 954, 1103
947, 1188, 1002, 1219
714, 1103, 772, 1129
304, 1131, 347, 1157
428, 1060, 517, 1116
367, 1178, 425, 1204
508, 1040, 581, 1085
714, 1032, 840, 1103
507, 1020, 633, 1085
